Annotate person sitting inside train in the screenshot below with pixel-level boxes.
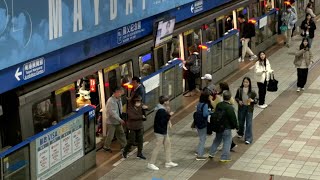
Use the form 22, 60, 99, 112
76, 89, 91, 108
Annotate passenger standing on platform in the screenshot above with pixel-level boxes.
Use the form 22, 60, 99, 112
210, 82, 237, 151
208, 90, 238, 162
148, 96, 178, 171
103, 87, 127, 152
201, 74, 216, 135
122, 96, 146, 159
237, 14, 257, 62
255, 51, 273, 109
195, 91, 211, 160
130, 76, 148, 119
235, 77, 257, 144
183, 45, 200, 97
294, 38, 313, 92
300, 13, 316, 47
306, 3, 316, 19
281, 6, 297, 48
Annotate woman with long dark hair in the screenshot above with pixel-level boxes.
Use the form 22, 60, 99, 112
300, 13, 316, 47
294, 38, 313, 92
254, 51, 273, 109
235, 77, 257, 144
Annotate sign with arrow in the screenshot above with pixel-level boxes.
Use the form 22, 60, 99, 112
15, 68, 22, 81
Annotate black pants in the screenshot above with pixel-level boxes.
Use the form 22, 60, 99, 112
291, 24, 296, 37
297, 68, 309, 88
124, 128, 144, 155
187, 72, 196, 91
257, 81, 267, 105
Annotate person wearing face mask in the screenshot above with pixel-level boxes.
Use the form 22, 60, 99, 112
281, 6, 297, 48
122, 96, 146, 159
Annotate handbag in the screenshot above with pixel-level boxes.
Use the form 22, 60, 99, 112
280, 25, 288, 32
267, 73, 278, 92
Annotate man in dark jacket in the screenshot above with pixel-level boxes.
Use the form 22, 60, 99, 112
237, 14, 257, 62
208, 90, 238, 162
122, 96, 146, 159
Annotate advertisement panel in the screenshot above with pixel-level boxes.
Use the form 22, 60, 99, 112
36, 115, 83, 180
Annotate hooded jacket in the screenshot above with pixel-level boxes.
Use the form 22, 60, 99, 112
281, 10, 297, 30
153, 104, 171, 135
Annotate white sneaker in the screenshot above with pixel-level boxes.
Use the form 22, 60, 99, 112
238, 57, 244, 62
257, 104, 267, 109
263, 104, 268, 107
249, 55, 257, 61
297, 88, 301, 92
147, 163, 159, 170
165, 162, 178, 168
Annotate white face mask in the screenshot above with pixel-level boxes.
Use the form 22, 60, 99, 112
135, 102, 141, 107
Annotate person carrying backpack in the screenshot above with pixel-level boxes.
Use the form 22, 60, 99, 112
183, 45, 200, 97
208, 90, 238, 162
194, 91, 211, 160
235, 77, 257, 145
237, 14, 257, 62
201, 74, 216, 135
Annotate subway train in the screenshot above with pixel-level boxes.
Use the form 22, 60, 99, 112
0, 0, 319, 151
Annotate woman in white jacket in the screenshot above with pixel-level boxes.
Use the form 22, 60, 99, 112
255, 51, 273, 109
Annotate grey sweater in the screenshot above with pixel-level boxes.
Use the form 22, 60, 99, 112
106, 95, 123, 125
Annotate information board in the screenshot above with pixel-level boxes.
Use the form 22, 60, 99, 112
36, 115, 84, 180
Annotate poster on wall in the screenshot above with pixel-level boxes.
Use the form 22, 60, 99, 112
36, 115, 84, 180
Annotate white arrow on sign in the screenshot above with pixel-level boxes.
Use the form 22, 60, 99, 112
15, 67, 22, 81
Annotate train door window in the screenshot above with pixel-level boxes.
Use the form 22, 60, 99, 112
166, 37, 180, 60
205, 19, 218, 42
217, 16, 225, 38
183, 28, 201, 60
225, 14, 234, 32
108, 70, 118, 93
139, 52, 155, 78
155, 47, 165, 68
32, 95, 57, 134
120, 61, 133, 108
61, 91, 72, 116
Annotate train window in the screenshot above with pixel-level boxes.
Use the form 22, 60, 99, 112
225, 15, 234, 32
120, 61, 133, 84
32, 96, 57, 134
184, 28, 202, 59
108, 70, 118, 92
139, 53, 155, 78
217, 17, 224, 38
156, 47, 165, 68
252, 0, 271, 18
61, 91, 72, 116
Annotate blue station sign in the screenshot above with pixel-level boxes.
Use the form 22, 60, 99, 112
0, 0, 232, 94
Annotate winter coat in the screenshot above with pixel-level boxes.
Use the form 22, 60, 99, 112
300, 20, 316, 38
215, 101, 238, 130
294, 49, 313, 68
281, 11, 297, 30
126, 103, 144, 130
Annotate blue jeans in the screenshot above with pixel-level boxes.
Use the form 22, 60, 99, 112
197, 127, 207, 157
238, 106, 253, 143
209, 129, 232, 160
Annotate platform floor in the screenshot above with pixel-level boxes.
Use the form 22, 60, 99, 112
79, 20, 320, 180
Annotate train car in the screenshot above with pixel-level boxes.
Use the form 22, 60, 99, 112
0, 0, 319, 152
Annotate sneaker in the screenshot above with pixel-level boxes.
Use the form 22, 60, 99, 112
194, 152, 198, 156
122, 151, 127, 158
208, 154, 214, 159
231, 144, 238, 151
249, 55, 257, 61
219, 159, 231, 163
137, 154, 146, 160
245, 141, 251, 144
165, 162, 178, 168
257, 104, 267, 109
263, 104, 268, 107
103, 147, 112, 153
302, 88, 305, 91
238, 57, 244, 62
196, 156, 207, 161
297, 88, 301, 92
147, 163, 159, 170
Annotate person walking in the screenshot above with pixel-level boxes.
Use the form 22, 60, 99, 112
294, 38, 313, 92
122, 96, 146, 159
103, 87, 127, 152
208, 90, 238, 162
255, 51, 273, 109
237, 14, 257, 62
235, 77, 257, 144
300, 13, 316, 47
195, 91, 211, 160
201, 74, 215, 135
281, 6, 297, 48
305, 2, 316, 19
147, 96, 178, 170
290, 0, 298, 37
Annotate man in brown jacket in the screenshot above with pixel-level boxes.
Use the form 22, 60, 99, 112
122, 96, 146, 159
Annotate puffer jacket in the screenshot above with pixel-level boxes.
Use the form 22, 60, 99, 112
254, 59, 273, 83
294, 49, 313, 68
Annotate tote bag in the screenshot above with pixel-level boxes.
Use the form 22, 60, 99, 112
267, 73, 278, 92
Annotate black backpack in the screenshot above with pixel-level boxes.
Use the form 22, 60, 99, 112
248, 23, 256, 38
190, 54, 201, 75
193, 103, 207, 129
211, 103, 226, 133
